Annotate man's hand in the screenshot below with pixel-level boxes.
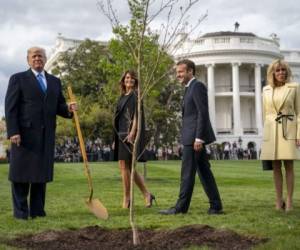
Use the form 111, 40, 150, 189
10, 134, 21, 146
296, 139, 300, 147
194, 141, 203, 152
68, 102, 77, 113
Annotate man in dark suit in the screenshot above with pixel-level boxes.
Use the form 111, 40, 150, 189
5, 47, 76, 219
159, 59, 223, 215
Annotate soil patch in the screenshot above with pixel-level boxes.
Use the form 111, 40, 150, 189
2, 224, 267, 250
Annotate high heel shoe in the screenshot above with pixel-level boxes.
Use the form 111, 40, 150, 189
122, 200, 130, 209
145, 193, 156, 208
281, 201, 286, 210
275, 201, 285, 211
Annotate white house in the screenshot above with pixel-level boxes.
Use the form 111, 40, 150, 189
173, 31, 300, 151
45, 31, 300, 152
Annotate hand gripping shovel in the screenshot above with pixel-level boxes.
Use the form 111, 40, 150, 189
67, 86, 108, 220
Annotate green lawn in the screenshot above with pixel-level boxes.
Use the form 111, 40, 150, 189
0, 160, 300, 250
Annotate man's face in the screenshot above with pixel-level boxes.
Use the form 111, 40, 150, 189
27, 50, 46, 72
176, 64, 193, 85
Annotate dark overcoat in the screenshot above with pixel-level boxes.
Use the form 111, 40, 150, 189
5, 69, 72, 183
113, 91, 147, 162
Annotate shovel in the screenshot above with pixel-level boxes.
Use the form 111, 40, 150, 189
67, 86, 108, 220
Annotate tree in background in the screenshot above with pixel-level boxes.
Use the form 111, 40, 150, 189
52, 39, 115, 143
52, 32, 181, 148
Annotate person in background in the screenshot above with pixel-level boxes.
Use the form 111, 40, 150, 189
5, 47, 76, 219
260, 59, 300, 212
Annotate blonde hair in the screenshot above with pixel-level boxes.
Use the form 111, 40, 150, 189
266, 59, 292, 87
27, 47, 46, 58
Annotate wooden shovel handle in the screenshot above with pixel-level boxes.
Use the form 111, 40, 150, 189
67, 86, 93, 201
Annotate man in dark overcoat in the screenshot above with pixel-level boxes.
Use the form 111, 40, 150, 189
5, 47, 76, 219
159, 59, 223, 215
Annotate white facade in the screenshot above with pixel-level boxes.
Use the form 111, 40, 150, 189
46, 33, 300, 152
45, 34, 107, 72
0, 120, 6, 158
174, 31, 300, 151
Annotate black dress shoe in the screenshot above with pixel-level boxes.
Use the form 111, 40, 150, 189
159, 207, 178, 215
207, 208, 224, 215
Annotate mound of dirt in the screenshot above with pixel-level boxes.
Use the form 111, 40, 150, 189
2, 224, 267, 250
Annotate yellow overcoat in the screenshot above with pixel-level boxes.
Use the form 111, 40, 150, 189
260, 82, 300, 160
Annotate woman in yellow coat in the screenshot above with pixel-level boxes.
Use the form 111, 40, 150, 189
261, 59, 300, 212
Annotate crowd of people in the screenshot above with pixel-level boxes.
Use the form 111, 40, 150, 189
53, 137, 257, 162
54, 137, 113, 162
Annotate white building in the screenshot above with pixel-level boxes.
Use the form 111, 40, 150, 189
0, 120, 6, 159
45, 34, 107, 72
45, 31, 300, 152
173, 31, 300, 151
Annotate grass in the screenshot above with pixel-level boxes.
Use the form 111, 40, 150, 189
0, 160, 300, 250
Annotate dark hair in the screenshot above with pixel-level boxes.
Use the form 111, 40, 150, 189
176, 59, 196, 75
119, 70, 139, 94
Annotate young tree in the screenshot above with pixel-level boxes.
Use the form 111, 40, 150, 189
99, 0, 204, 245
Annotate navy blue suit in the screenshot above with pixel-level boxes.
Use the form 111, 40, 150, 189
175, 79, 222, 213
5, 69, 72, 219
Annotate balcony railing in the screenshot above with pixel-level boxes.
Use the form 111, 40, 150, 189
215, 85, 232, 92
217, 128, 258, 135
243, 128, 258, 134
175, 35, 280, 56
217, 128, 233, 134
215, 84, 255, 92
240, 85, 255, 92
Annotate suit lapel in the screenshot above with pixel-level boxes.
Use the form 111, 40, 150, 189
45, 72, 55, 101
182, 79, 196, 115
115, 92, 134, 118
26, 69, 46, 100
277, 85, 291, 111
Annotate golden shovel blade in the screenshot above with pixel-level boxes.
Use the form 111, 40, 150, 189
86, 198, 109, 220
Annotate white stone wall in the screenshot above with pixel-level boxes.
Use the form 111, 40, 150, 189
45, 34, 300, 152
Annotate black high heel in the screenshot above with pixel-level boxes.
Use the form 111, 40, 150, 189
122, 200, 130, 209
281, 201, 286, 210
275, 201, 285, 211
145, 193, 157, 208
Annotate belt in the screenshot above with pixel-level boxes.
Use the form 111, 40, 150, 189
275, 112, 294, 140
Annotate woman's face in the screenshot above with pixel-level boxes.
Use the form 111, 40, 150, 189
274, 64, 287, 84
124, 73, 135, 91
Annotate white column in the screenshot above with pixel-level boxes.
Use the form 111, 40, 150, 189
232, 62, 242, 136
255, 64, 263, 135
206, 63, 216, 133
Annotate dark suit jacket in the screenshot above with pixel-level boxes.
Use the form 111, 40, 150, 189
181, 79, 216, 146
5, 69, 72, 183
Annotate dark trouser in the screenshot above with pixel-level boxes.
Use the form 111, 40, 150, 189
11, 182, 46, 219
175, 145, 222, 213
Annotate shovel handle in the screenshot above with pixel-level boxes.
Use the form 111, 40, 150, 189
67, 86, 93, 201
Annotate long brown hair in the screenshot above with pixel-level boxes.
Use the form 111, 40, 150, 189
119, 70, 139, 95
267, 59, 292, 87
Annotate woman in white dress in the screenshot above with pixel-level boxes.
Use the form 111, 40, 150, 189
260, 59, 300, 212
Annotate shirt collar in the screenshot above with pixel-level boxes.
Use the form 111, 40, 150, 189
185, 77, 195, 88
31, 68, 45, 78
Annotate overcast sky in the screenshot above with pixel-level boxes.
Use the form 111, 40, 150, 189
0, 0, 299, 117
